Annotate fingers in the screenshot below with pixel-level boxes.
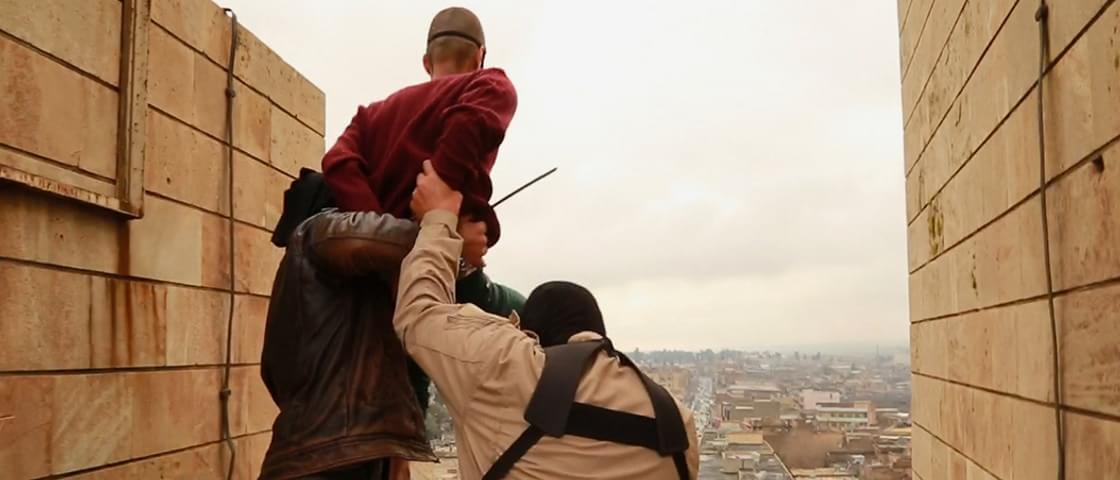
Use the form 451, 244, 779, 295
422, 159, 436, 176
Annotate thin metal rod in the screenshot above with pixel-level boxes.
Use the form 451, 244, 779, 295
490, 167, 557, 208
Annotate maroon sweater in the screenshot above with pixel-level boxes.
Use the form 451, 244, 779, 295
322, 68, 517, 246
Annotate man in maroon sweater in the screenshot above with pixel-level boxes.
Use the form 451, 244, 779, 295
322, 7, 516, 257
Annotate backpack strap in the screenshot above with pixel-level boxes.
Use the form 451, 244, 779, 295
523, 340, 609, 437
481, 340, 692, 480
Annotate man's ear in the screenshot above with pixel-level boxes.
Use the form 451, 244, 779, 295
477, 46, 486, 69
423, 54, 433, 76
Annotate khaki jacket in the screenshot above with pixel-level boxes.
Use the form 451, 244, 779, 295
393, 211, 700, 479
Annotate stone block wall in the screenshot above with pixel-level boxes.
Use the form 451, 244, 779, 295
0, 0, 324, 478
898, 0, 1120, 478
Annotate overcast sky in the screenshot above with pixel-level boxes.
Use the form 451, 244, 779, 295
220, 0, 910, 351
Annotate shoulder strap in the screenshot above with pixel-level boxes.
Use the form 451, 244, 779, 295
481, 426, 544, 480
523, 340, 608, 436
482, 340, 693, 480
617, 352, 690, 455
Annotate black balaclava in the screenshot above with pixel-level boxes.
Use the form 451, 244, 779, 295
519, 281, 607, 347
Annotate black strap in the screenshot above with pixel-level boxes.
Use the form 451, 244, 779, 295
483, 340, 692, 479
523, 340, 608, 436
481, 426, 544, 480
618, 352, 690, 455
672, 451, 690, 479
564, 402, 660, 449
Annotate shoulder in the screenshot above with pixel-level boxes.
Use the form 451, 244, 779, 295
472, 68, 515, 91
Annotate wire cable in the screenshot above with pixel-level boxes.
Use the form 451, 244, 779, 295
1032, 3, 1066, 479
219, 8, 241, 480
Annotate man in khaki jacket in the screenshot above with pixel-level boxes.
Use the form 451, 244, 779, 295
394, 161, 700, 479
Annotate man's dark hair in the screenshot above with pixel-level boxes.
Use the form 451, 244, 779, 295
519, 282, 607, 347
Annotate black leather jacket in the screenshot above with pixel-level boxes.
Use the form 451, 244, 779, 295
259, 209, 522, 479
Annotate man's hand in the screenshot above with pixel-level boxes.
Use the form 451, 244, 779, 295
411, 160, 462, 218
458, 219, 488, 268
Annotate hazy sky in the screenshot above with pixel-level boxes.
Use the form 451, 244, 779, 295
220, 0, 909, 351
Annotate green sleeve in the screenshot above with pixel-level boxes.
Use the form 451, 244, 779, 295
455, 269, 525, 317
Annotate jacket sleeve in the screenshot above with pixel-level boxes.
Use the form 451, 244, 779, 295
304, 209, 418, 278
322, 105, 383, 212
393, 210, 532, 412
431, 69, 517, 245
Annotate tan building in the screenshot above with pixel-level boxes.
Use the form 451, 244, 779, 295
647, 365, 693, 402
0, 0, 324, 478
815, 401, 875, 432
897, 0, 1120, 478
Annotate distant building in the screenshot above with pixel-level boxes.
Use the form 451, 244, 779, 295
727, 383, 782, 401
815, 401, 875, 431
800, 389, 841, 411
647, 366, 693, 402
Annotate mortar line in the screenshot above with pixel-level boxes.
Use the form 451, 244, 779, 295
0, 143, 119, 184
34, 429, 273, 480
0, 256, 273, 300
903, 0, 1021, 168
907, 133, 1120, 277
144, 190, 276, 236
911, 422, 1005, 480
148, 105, 301, 183
905, 0, 1117, 180
0, 363, 261, 377
150, 22, 326, 137
0, 29, 120, 92
909, 275, 1120, 325
901, 0, 970, 116
900, 0, 938, 79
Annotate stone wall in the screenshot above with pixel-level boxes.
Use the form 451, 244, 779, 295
898, 0, 1120, 478
0, 0, 324, 478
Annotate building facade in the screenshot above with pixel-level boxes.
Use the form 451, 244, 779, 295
0, 0, 324, 477
801, 389, 842, 411
815, 402, 875, 432
898, 0, 1120, 478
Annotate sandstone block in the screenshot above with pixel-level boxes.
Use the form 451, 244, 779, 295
234, 80, 271, 162
1058, 282, 1120, 418
1011, 399, 1058, 480
899, 0, 934, 76
0, 0, 121, 85
0, 188, 121, 274
151, 0, 233, 68
145, 109, 228, 214
233, 152, 289, 231
270, 105, 324, 178
1065, 412, 1120, 479
129, 368, 221, 459
910, 198, 1047, 320
0, 35, 118, 178
0, 376, 52, 478
233, 294, 268, 364
49, 374, 133, 474
126, 194, 230, 289
1043, 3, 1120, 178
234, 223, 281, 296
0, 263, 94, 371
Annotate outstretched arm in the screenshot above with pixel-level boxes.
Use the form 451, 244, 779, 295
430, 68, 517, 246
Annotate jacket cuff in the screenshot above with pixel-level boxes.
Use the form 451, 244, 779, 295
421, 209, 459, 231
